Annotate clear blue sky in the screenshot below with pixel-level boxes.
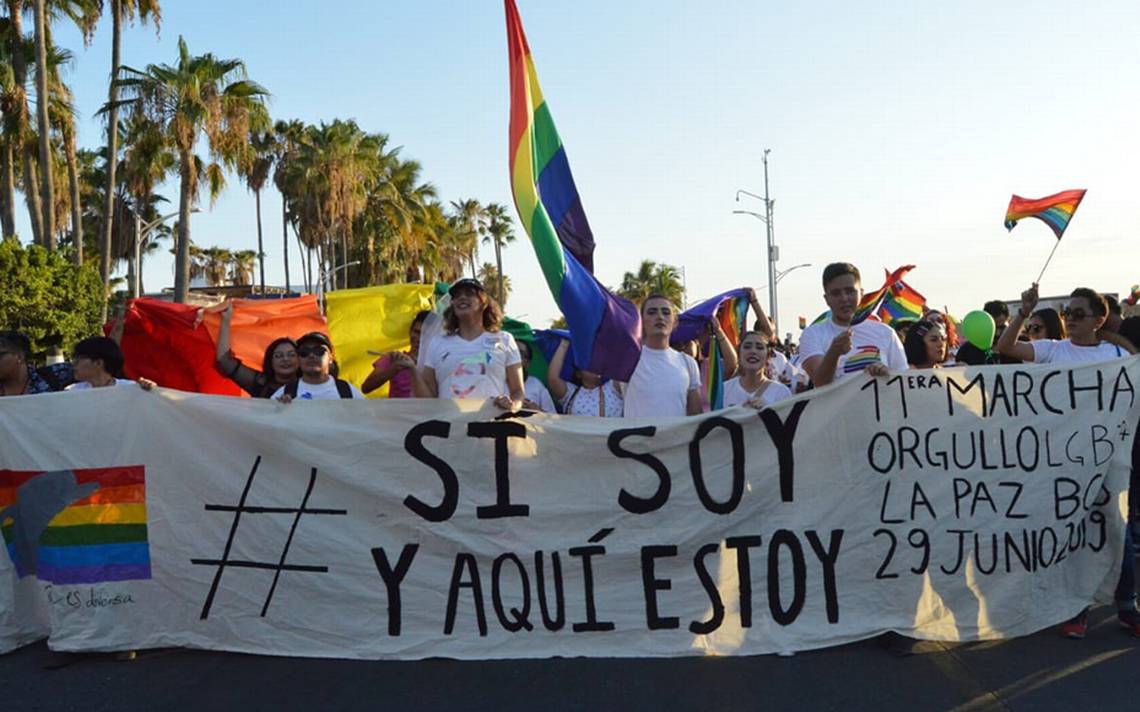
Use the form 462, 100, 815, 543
38, 0, 1140, 332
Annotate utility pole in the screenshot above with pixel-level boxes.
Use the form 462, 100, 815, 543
734, 149, 779, 331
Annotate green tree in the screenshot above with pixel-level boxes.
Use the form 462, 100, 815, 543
111, 35, 268, 303
239, 127, 275, 293
100, 0, 160, 316
229, 248, 255, 285
449, 198, 482, 278
617, 259, 685, 306
477, 261, 510, 308
0, 235, 101, 359
480, 202, 515, 306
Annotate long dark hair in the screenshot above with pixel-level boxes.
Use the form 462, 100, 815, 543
904, 320, 942, 367
260, 337, 299, 385
1031, 308, 1066, 340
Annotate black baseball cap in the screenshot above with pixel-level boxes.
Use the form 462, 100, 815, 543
448, 278, 485, 297
296, 332, 333, 350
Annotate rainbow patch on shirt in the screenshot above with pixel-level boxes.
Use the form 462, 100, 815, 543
843, 346, 882, 374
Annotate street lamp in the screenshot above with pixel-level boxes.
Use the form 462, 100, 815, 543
317, 260, 361, 313
733, 148, 778, 328
775, 262, 812, 285
132, 209, 199, 298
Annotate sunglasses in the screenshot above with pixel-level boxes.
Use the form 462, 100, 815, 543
1025, 324, 1044, 334
297, 345, 328, 358
1061, 308, 1091, 321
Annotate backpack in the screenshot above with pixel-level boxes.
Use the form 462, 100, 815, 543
284, 378, 354, 400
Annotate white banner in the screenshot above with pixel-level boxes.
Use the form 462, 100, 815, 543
2, 358, 1137, 659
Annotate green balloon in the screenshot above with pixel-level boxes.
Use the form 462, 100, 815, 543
961, 310, 996, 351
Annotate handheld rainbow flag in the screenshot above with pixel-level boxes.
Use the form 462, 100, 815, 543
877, 274, 926, 325
505, 0, 641, 380
673, 288, 751, 409
1004, 189, 1086, 240
2, 467, 151, 585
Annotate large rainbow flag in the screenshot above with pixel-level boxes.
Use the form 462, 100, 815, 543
505, 0, 641, 381
1, 467, 151, 585
1004, 189, 1086, 240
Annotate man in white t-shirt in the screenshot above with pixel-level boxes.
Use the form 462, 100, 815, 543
996, 284, 1131, 365
622, 294, 703, 418
799, 263, 906, 387
517, 340, 556, 412
272, 332, 364, 402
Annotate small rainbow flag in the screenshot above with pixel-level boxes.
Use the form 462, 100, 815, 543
673, 288, 751, 410
878, 275, 926, 325
1004, 189, 1086, 240
810, 266, 915, 326
505, 0, 641, 381
1, 467, 151, 585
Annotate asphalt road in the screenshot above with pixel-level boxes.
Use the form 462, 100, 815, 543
3, 605, 1137, 712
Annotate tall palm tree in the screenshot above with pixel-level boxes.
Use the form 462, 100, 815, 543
100, 0, 160, 315
199, 245, 230, 286
239, 125, 274, 293
617, 259, 685, 306
0, 16, 19, 238
449, 198, 482, 278
272, 118, 304, 293
31, 0, 55, 245
480, 202, 515, 305
477, 262, 511, 308
111, 35, 268, 303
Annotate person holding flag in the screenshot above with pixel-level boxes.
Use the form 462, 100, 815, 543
798, 263, 906, 387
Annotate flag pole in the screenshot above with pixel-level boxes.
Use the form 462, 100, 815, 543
1035, 238, 1062, 284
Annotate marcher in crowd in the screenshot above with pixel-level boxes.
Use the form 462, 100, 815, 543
547, 338, 624, 417
622, 294, 702, 417
414, 278, 525, 412
66, 337, 154, 391
1024, 308, 1066, 342
272, 332, 362, 402
721, 331, 793, 408
214, 302, 300, 398
0, 331, 74, 395
517, 339, 556, 412
904, 320, 948, 369
799, 263, 904, 386
362, 310, 429, 397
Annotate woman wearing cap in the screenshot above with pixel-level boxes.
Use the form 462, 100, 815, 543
414, 279, 526, 411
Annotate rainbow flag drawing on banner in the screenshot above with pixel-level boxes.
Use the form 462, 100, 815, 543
1004, 189, 1086, 240
505, 0, 641, 381
1, 467, 151, 585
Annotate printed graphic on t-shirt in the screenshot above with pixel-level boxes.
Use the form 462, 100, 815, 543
448, 352, 493, 397
843, 345, 881, 374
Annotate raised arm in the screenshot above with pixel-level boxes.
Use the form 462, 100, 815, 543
546, 339, 571, 401
213, 301, 261, 393
362, 352, 409, 394
747, 287, 775, 340
712, 320, 739, 378
995, 284, 1038, 362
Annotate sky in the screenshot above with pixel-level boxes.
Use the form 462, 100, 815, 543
33, 0, 1140, 334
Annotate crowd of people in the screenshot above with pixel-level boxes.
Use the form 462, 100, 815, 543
2, 262, 1138, 640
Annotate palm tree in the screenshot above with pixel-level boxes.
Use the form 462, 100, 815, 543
478, 262, 511, 308
199, 245, 231, 286
100, 0, 160, 315
480, 202, 515, 305
272, 118, 304, 293
618, 259, 685, 306
239, 127, 275, 293
449, 198, 482, 278
31, 0, 56, 245
111, 35, 268, 303
0, 16, 19, 238
229, 248, 255, 285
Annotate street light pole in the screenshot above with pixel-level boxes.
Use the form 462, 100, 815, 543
317, 260, 361, 313
132, 209, 192, 299
734, 148, 779, 330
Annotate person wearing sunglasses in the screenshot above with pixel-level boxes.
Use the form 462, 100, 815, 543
0, 331, 75, 396
270, 332, 362, 402
996, 284, 1134, 364
996, 284, 1138, 640
1023, 308, 1066, 342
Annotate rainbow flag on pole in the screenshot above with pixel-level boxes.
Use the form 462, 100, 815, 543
878, 275, 926, 325
1004, 189, 1086, 240
505, 0, 641, 380
1, 467, 151, 585
673, 288, 751, 410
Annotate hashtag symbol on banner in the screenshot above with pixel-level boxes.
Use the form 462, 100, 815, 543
191, 456, 347, 620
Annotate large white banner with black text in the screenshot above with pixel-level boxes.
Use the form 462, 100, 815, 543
2, 358, 1137, 659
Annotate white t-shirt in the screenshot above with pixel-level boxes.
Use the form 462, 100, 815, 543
524, 375, 557, 413
721, 377, 794, 408
425, 330, 521, 400
1030, 339, 1127, 365
560, 380, 624, 417
270, 378, 364, 400
622, 346, 701, 418
66, 379, 135, 390
798, 318, 908, 380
